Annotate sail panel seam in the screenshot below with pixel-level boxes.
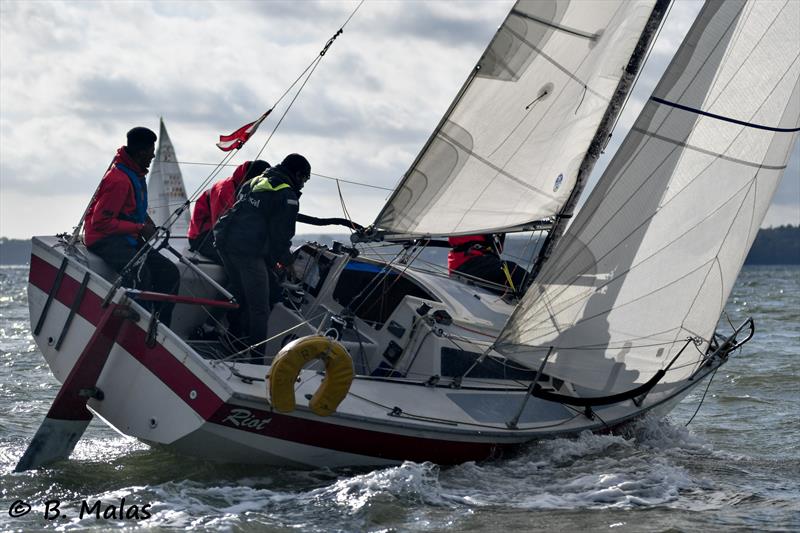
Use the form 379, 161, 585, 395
509, 178, 756, 341
510, 9, 601, 42
630, 127, 789, 169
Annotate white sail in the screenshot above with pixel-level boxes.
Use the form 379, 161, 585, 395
372, 0, 658, 238
496, 0, 800, 393
147, 118, 190, 233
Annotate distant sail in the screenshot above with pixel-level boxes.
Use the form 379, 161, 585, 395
497, 0, 800, 393
147, 118, 190, 234
373, 0, 658, 238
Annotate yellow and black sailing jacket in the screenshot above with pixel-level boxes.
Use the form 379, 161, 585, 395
213, 167, 299, 265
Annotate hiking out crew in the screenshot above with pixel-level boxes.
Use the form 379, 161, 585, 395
214, 153, 311, 364
188, 159, 270, 262
84, 127, 180, 326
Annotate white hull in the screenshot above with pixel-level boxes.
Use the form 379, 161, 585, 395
26, 236, 723, 467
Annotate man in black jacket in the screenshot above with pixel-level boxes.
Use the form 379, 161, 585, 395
213, 154, 310, 364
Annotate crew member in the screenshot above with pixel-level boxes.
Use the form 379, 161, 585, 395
448, 234, 527, 295
84, 127, 180, 326
187, 160, 270, 262
214, 153, 311, 364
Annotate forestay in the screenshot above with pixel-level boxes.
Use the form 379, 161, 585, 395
373, 0, 657, 238
147, 118, 190, 234
496, 0, 800, 393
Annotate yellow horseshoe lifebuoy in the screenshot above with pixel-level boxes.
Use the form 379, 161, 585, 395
268, 335, 354, 416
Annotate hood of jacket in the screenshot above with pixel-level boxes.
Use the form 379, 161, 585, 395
269, 164, 303, 193
229, 161, 251, 189
113, 146, 147, 176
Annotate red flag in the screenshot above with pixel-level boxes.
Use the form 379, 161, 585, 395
216, 110, 271, 151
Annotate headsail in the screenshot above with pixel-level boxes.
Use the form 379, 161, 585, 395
372, 0, 659, 238
496, 0, 800, 393
147, 118, 190, 234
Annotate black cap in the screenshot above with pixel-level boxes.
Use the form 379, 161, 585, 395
281, 153, 311, 182
126, 127, 157, 152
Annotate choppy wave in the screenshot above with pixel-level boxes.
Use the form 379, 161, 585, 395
1, 265, 798, 531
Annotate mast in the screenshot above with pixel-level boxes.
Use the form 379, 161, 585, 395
528, 0, 671, 282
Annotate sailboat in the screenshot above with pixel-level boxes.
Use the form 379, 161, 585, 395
146, 118, 190, 236
18, 0, 799, 469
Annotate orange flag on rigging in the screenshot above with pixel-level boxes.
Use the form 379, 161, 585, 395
216, 110, 271, 151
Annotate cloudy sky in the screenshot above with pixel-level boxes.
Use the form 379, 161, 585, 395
1, 0, 798, 239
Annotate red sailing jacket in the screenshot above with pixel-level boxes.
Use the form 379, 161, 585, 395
187, 161, 252, 239
447, 234, 496, 273
84, 147, 147, 248
187, 189, 212, 239
209, 161, 252, 227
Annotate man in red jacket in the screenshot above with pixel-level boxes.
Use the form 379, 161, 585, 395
187, 160, 270, 262
448, 234, 527, 295
84, 127, 180, 326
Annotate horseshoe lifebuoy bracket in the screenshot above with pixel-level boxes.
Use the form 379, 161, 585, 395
268, 335, 354, 416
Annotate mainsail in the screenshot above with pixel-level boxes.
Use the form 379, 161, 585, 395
372, 0, 659, 238
496, 0, 800, 393
147, 118, 190, 234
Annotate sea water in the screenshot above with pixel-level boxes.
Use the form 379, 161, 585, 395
1, 265, 798, 532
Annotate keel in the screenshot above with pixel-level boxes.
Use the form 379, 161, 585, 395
15, 302, 135, 472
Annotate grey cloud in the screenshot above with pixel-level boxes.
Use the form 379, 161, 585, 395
331, 52, 384, 93
73, 77, 151, 111
70, 75, 266, 127
242, 0, 346, 21
151, 2, 216, 20
361, 6, 497, 49
270, 87, 431, 145
0, 2, 85, 53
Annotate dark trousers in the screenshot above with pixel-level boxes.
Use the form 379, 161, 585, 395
89, 235, 180, 327
455, 255, 528, 294
220, 252, 269, 364
189, 232, 222, 264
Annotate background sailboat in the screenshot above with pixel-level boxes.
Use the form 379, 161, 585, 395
147, 118, 190, 235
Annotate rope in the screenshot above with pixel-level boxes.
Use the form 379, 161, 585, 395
685, 366, 719, 426
171, 163, 396, 192
253, 0, 364, 162
214, 311, 329, 364
96, 3, 368, 287
345, 388, 582, 431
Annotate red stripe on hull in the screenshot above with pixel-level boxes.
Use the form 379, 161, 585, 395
28, 250, 515, 464
30, 254, 105, 325
208, 404, 507, 465
114, 326, 223, 420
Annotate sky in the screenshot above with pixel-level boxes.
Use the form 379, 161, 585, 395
1, 0, 798, 240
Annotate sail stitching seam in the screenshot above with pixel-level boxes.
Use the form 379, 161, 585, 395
510, 177, 755, 342
630, 127, 789, 169
510, 9, 601, 41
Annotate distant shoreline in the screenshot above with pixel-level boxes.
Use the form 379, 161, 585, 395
2, 225, 798, 265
